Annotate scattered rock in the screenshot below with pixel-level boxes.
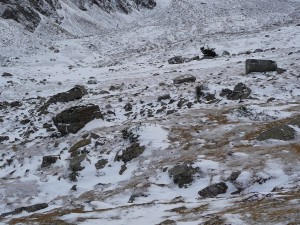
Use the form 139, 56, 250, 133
168, 56, 185, 64
10, 101, 22, 107
198, 182, 228, 198
70, 185, 77, 191
222, 51, 230, 56
201, 46, 217, 58
157, 219, 177, 225
95, 159, 108, 170
228, 171, 241, 182
119, 164, 127, 175
158, 94, 171, 101
221, 83, 251, 101
257, 125, 296, 141
168, 162, 200, 188
69, 139, 91, 153
69, 154, 86, 171
52, 104, 103, 135
173, 74, 196, 84
1, 72, 13, 77
124, 103, 133, 112
1, 203, 48, 217
116, 143, 145, 163
253, 49, 263, 53
245, 59, 277, 74
48, 85, 87, 105
20, 119, 30, 125
128, 193, 148, 203
276, 68, 287, 74
0, 136, 9, 143
41, 156, 58, 168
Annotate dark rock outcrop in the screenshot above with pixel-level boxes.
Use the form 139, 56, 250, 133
173, 74, 196, 85
198, 182, 228, 198
245, 59, 277, 74
39, 85, 88, 113
116, 143, 145, 163
220, 83, 251, 101
41, 155, 58, 168
1, 203, 48, 217
1, 72, 13, 77
168, 162, 200, 188
52, 104, 103, 135
95, 159, 108, 170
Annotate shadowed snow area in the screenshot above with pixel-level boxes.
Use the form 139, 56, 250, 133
0, 0, 300, 224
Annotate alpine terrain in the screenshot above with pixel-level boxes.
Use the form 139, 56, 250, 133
0, 0, 300, 224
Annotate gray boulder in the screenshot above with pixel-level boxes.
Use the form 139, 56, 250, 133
168, 56, 186, 64
168, 162, 200, 188
198, 182, 228, 198
245, 59, 277, 74
52, 104, 103, 136
173, 74, 196, 85
116, 143, 145, 163
220, 83, 251, 101
41, 155, 58, 168
257, 125, 296, 141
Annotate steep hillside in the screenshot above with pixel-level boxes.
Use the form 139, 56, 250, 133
0, 0, 300, 224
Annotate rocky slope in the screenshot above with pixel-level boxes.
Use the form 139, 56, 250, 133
0, 0, 156, 32
0, 0, 300, 224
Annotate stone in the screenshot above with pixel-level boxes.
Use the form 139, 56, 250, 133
257, 125, 296, 141
245, 59, 277, 74
41, 156, 58, 168
124, 103, 133, 112
158, 94, 171, 101
221, 83, 251, 101
1, 203, 48, 217
48, 85, 87, 105
69, 154, 86, 171
200, 46, 217, 57
173, 74, 196, 85
0, 136, 9, 143
198, 182, 228, 198
69, 139, 91, 153
222, 51, 230, 56
157, 220, 177, 225
95, 159, 108, 170
228, 171, 241, 182
168, 56, 185, 64
1, 72, 13, 77
168, 162, 200, 188
52, 105, 103, 135
117, 143, 145, 163
276, 68, 287, 74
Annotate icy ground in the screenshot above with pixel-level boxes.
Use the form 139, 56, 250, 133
1, 0, 300, 224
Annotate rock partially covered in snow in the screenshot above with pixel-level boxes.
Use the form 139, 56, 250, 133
173, 74, 196, 85
52, 104, 103, 135
245, 59, 277, 74
220, 83, 251, 101
198, 182, 228, 198
168, 162, 200, 188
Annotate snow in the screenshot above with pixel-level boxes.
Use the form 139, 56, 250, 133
0, 0, 300, 224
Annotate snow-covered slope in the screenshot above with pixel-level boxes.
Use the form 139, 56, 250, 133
0, 0, 300, 224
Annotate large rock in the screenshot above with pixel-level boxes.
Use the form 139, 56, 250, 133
198, 182, 228, 198
116, 143, 145, 163
220, 83, 251, 101
168, 162, 200, 188
1, 203, 48, 217
173, 74, 196, 85
256, 125, 296, 141
48, 85, 88, 104
41, 155, 58, 168
52, 104, 103, 135
39, 85, 88, 113
168, 56, 186, 64
245, 59, 277, 74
